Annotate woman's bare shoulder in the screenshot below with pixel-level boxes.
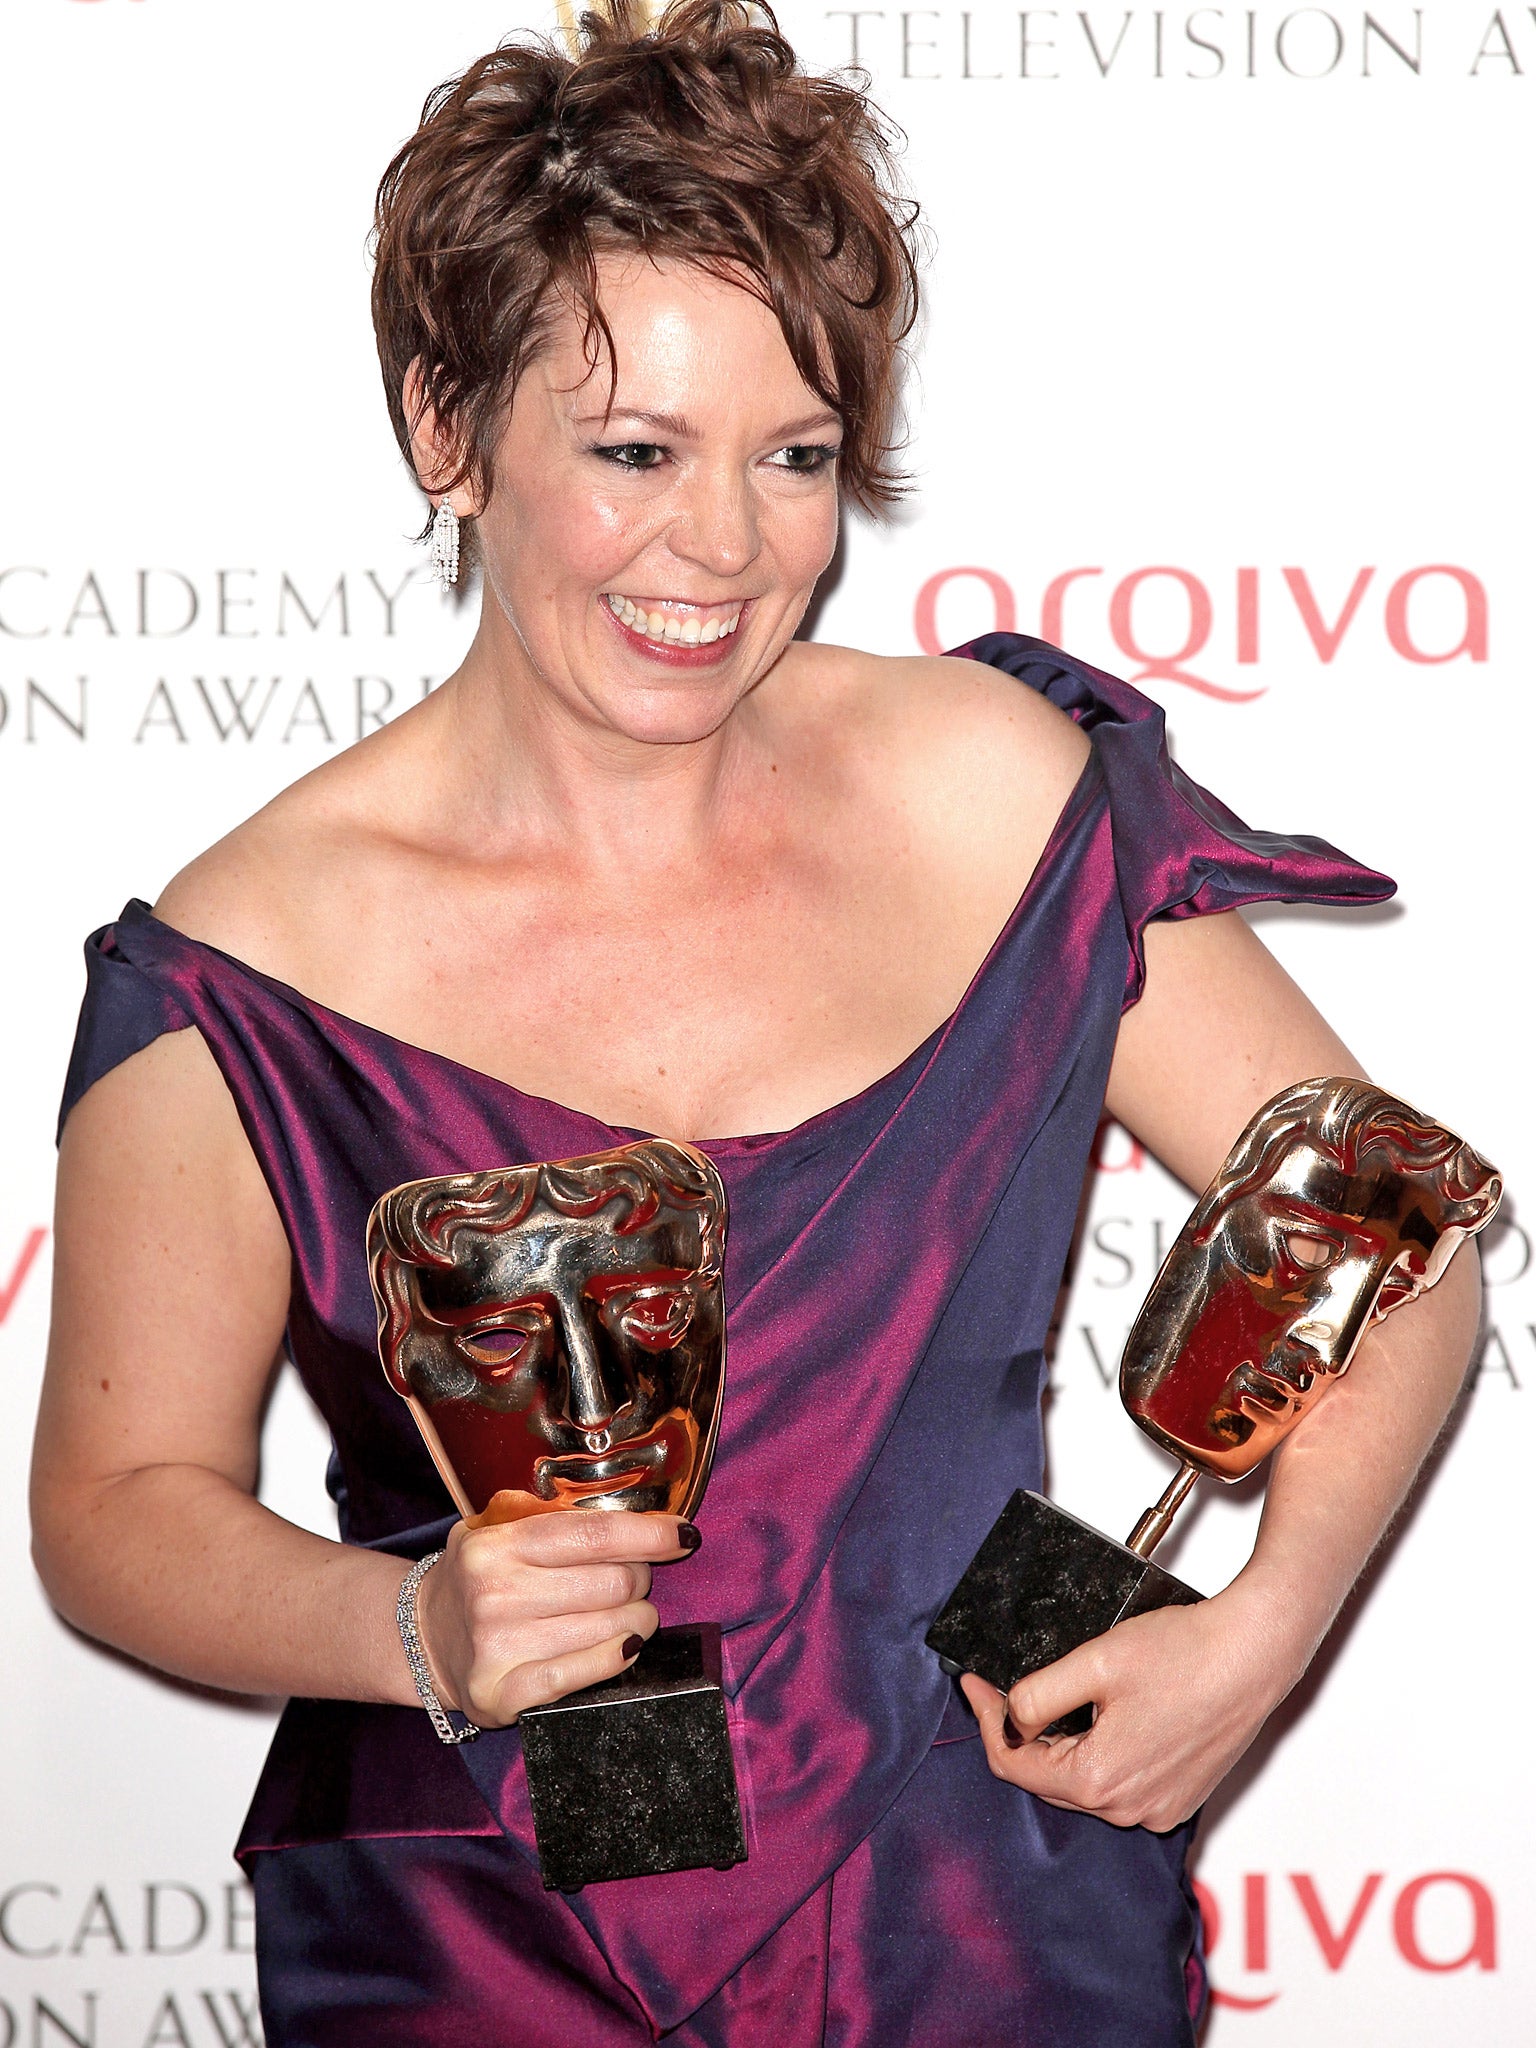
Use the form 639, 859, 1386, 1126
781, 642, 1090, 833
152, 722, 409, 992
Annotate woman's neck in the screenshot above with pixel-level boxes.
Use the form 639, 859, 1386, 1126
411, 600, 784, 874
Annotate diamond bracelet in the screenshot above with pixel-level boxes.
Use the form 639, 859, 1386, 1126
396, 1551, 481, 1745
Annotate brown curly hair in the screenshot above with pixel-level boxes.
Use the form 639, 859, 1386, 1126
371, 0, 919, 530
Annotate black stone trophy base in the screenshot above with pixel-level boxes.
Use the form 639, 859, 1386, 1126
519, 1622, 747, 1892
925, 1491, 1203, 1736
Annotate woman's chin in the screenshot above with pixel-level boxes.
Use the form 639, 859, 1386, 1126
604, 700, 742, 748
580, 671, 755, 749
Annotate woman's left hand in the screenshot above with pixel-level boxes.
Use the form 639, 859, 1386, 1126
959, 1577, 1307, 1833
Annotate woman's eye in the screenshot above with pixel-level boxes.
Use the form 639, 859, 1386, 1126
768, 444, 839, 473
596, 442, 667, 471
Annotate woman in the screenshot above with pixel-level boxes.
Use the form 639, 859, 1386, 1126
31, 5, 1480, 2043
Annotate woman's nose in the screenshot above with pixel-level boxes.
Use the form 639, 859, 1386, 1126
670, 464, 760, 579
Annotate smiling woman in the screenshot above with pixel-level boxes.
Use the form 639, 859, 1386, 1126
30, 4, 1486, 2046
411, 252, 852, 746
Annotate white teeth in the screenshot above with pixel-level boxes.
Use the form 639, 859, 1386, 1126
605, 596, 744, 643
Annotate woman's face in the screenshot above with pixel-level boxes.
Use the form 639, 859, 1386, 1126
455, 253, 844, 745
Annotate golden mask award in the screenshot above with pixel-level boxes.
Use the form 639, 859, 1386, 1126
368, 1139, 746, 1891
927, 1078, 1503, 1730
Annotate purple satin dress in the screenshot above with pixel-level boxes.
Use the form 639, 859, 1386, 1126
60, 638, 1392, 2046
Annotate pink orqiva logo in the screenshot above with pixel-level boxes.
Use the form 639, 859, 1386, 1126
1193, 1870, 1498, 2009
913, 563, 1490, 697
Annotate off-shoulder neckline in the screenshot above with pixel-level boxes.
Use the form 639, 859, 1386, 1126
117, 751, 1102, 1158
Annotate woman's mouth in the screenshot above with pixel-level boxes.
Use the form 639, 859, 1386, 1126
603, 592, 745, 664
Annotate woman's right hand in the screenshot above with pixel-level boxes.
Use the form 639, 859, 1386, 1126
412, 1510, 698, 1725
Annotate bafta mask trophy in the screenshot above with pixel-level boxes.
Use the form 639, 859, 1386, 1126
927, 1078, 1503, 1732
368, 1138, 746, 1891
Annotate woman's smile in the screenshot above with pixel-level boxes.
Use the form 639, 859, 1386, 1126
602, 590, 747, 665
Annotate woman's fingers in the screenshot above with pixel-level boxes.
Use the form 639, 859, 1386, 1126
488, 1511, 699, 1571
417, 1512, 699, 1727
960, 1669, 1127, 1818
1005, 1641, 1106, 1742
957, 1603, 1276, 1831
481, 1605, 659, 1724
448, 1509, 690, 1614
489, 1557, 653, 1619
956, 1639, 1104, 1750
958, 1671, 1071, 1764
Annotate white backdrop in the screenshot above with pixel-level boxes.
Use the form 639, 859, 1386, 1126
2, 2, 1531, 2041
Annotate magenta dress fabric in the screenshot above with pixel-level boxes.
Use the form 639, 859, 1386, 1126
59, 637, 1393, 2046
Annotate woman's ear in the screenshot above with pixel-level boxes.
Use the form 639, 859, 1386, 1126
403, 361, 479, 518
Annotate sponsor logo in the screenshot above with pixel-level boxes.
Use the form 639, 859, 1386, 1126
1194, 1870, 1498, 2008
914, 563, 1490, 696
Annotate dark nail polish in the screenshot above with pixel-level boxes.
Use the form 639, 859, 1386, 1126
676, 1522, 703, 1553
621, 1634, 645, 1661
1002, 1712, 1025, 1750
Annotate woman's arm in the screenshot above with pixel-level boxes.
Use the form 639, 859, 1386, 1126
31, 1027, 681, 1723
961, 908, 1482, 1829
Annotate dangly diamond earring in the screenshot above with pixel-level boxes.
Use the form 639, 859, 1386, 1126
430, 500, 460, 592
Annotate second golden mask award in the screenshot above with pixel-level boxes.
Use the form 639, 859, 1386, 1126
928, 1078, 1503, 1730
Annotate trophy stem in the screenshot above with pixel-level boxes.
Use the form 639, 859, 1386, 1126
1124, 1461, 1201, 1561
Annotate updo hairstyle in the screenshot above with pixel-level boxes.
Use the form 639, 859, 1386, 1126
371, 0, 919, 530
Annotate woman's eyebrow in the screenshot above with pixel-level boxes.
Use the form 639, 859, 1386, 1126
573, 405, 843, 439
774, 412, 844, 440
574, 405, 696, 436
